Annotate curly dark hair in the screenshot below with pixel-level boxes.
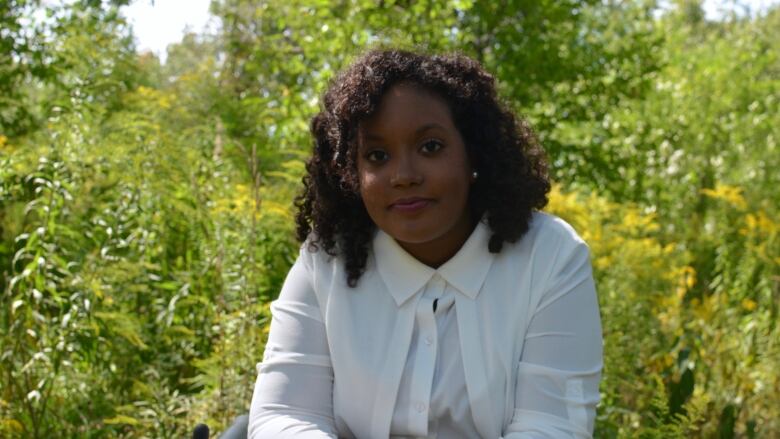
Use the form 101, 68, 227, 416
295, 49, 550, 287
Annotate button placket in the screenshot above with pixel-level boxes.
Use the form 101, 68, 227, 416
404, 279, 445, 436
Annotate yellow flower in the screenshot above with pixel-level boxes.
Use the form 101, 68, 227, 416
741, 298, 757, 312
0, 134, 12, 153
679, 265, 696, 291
700, 184, 747, 210
135, 85, 172, 109
744, 211, 777, 235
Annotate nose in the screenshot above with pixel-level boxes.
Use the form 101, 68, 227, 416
389, 153, 422, 187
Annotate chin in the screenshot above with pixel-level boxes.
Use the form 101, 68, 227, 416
388, 223, 443, 245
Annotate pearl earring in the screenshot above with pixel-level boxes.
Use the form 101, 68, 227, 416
471, 171, 479, 180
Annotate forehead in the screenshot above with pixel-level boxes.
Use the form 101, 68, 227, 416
359, 83, 456, 137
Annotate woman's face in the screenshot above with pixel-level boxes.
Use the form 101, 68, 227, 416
357, 83, 474, 267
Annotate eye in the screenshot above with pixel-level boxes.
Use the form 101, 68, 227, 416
365, 149, 389, 163
420, 139, 443, 154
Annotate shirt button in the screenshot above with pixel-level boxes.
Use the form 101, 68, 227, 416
567, 381, 584, 397
424, 336, 433, 346
415, 402, 426, 413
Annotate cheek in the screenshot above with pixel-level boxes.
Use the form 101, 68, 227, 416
359, 172, 376, 194
452, 175, 471, 205
358, 172, 383, 209
442, 156, 471, 195
360, 170, 376, 186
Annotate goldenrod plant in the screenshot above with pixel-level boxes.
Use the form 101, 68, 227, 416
1, 0, 777, 437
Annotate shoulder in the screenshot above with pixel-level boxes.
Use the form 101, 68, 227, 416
297, 235, 363, 288
496, 213, 594, 304
525, 211, 588, 248
494, 211, 590, 282
298, 238, 337, 274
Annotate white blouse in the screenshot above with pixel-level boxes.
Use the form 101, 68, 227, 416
249, 212, 603, 438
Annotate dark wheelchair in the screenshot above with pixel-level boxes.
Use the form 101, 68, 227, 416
193, 414, 248, 439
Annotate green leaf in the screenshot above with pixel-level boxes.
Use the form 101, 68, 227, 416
103, 415, 140, 426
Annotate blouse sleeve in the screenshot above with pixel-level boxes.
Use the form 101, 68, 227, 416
248, 253, 338, 438
503, 233, 603, 439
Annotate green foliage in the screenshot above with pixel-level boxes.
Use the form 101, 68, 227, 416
1, 0, 778, 437
0, 0, 46, 137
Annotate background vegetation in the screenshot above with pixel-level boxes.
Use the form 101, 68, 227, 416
1, 0, 777, 437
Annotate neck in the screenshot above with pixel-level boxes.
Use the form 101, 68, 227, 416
397, 214, 476, 268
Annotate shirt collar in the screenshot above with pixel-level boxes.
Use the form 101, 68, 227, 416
373, 219, 495, 306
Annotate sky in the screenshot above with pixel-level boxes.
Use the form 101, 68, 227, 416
122, 0, 213, 63
122, 0, 779, 63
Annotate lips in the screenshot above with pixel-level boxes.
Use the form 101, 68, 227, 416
390, 197, 432, 213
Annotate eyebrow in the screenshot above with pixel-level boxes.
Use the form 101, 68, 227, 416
363, 122, 445, 141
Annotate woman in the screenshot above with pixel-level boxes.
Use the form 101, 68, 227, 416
248, 49, 602, 438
